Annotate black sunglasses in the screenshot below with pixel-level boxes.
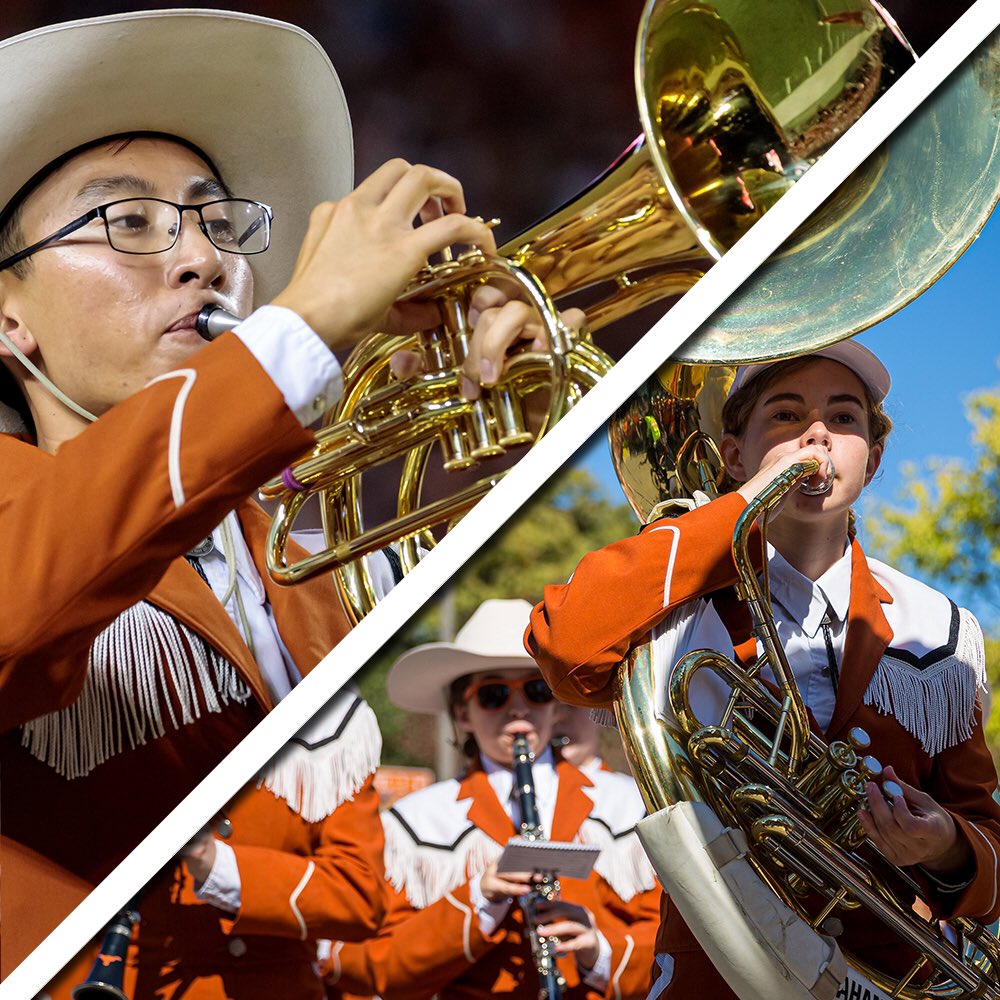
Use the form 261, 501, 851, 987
464, 676, 555, 711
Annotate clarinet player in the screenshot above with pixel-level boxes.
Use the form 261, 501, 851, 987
323, 599, 661, 1000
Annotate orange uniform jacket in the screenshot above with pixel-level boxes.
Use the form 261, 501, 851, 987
525, 493, 1000, 993
49, 692, 386, 1000
326, 758, 661, 1000
0, 334, 352, 973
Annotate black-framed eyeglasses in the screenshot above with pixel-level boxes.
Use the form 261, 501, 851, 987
0, 197, 273, 272
463, 677, 555, 712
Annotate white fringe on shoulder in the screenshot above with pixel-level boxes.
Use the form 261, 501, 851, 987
260, 699, 381, 822
864, 607, 988, 756
383, 812, 503, 910
578, 819, 658, 902
20, 601, 251, 779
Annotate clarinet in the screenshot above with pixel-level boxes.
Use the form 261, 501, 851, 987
71, 901, 140, 1000
512, 734, 565, 1000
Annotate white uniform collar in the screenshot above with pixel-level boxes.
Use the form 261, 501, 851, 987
481, 746, 558, 834
766, 541, 852, 637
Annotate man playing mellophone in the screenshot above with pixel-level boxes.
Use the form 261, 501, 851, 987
0, 8, 567, 973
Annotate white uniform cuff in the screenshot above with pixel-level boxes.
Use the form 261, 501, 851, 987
469, 873, 512, 936
234, 304, 343, 425
580, 930, 612, 990
195, 839, 242, 913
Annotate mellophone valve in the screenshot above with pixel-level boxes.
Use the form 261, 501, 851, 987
512, 734, 566, 1000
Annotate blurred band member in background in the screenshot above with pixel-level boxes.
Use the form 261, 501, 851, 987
324, 599, 661, 1000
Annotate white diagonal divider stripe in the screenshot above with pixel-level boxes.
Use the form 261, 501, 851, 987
7, 5, 998, 997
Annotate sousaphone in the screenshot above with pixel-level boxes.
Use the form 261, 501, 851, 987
609, 30, 1000, 1000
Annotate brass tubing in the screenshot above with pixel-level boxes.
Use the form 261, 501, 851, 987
756, 816, 990, 997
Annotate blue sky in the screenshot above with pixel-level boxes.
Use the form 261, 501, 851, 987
573, 202, 1000, 627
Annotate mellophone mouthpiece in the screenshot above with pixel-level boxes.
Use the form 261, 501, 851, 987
195, 304, 241, 341
71, 905, 140, 1000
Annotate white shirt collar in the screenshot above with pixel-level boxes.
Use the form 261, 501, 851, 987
766, 541, 852, 637
481, 747, 558, 832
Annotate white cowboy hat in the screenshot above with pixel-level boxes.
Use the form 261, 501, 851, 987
728, 339, 891, 403
0, 9, 352, 308
387, 599, 539, 715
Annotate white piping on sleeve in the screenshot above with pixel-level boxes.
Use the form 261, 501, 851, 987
145, 368, 197, 508
611, 933, 635, 1000
646, 953, 675, 1000
968, 823, 999, 914
324, 940, 345, 984
289, 860, 316, 940
444, 892, 475, 963
648, 524, 681, 607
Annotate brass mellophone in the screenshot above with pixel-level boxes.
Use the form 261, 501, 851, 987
202, 0, 980, 625
512, 734, 565, 1000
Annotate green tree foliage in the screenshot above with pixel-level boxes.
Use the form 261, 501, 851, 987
866, 387, 1000, 765
358, 468, 639, 767
986, 639, 1000, 770
866, 390, 1000, 602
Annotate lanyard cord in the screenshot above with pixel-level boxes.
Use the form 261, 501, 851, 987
0, 327, 97, 422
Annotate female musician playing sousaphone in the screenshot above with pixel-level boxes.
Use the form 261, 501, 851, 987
324, 599, 661, 1000
526, 341, 1000, 998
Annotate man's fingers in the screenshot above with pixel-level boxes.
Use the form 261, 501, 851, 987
353, 158, 414, 205
381, 163, 467, 221
469, 285, 511, 322
388, 349, 423, 379
465, 299, 537, 387
409, 213, 499, 266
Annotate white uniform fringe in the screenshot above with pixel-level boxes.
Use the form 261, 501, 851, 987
578, 819, 658, 902
260, 698, 382, 823
20, 601, 251, 779
383, 812, 503, 910
864, 607, 988, 756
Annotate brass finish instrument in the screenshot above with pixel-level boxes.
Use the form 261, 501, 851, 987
251, 0, 921, 622
602, 34, 1000, 999
71, 903, 139, 1000
512, 734, 565, 1000
613, 463, 1000, 999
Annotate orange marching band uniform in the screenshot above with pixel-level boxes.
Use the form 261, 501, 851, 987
525, 491, 1000, 997
326, 756, 661, 1000
48, 689, 386, 1000
324, 600, 662, 1000
1, 334, 355, 968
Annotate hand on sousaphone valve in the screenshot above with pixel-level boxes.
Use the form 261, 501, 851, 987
859, 765, 974, 876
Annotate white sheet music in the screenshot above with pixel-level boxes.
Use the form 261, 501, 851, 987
497, 838, 600, 879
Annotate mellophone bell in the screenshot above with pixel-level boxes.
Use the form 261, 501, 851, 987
238, 0, 942, 625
